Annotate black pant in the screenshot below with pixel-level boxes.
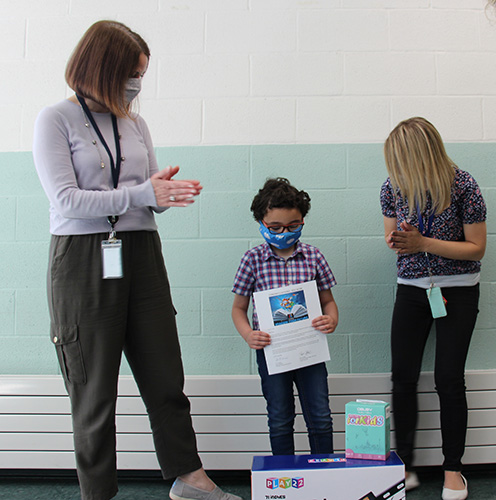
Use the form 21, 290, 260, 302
391, 283, 479, 472
48, 231, 202, 500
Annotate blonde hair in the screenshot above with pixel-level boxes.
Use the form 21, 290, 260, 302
65, 21, 150, 118
486, 0, 496, 20
384, 117, 456, 216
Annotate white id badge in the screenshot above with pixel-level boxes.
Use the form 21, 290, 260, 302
101, 240, 123, 279
426, 285, 447, 318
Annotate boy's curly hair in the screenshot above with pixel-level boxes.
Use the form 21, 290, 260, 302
251, 178, 311, 221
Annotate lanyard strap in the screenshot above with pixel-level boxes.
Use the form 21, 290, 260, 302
76, 95, 122, 189
416, 205, 434, 237
416, 204, 435, 280
77, 95, 121, 230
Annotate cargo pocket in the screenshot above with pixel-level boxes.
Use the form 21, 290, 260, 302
51, 324, 87, 385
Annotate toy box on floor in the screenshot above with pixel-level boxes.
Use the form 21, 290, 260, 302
345, 399, 391, 460
251, 452, 405, 500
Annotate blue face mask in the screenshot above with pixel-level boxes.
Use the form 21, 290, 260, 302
259, 222, 303, 250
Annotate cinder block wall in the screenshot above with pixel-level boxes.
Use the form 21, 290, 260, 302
1, 0, 495, 376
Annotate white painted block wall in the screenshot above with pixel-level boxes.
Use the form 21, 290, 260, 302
1, 0, 496, 152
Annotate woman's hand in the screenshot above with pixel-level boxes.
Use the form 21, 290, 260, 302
312, 314, 337, 334
389, 221, 426, 255
385, 231, 395, 249
151, 166, 203, 207
244, 330, 271, 350
384, 215, 486, 261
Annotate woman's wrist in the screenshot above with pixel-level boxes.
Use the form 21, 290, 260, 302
421, 235, 430, 253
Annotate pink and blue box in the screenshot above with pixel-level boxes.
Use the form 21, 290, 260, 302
251, 400, 404, 500
345, 399, 391, 460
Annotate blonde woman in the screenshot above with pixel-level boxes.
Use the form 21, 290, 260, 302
380, 117, 486, 500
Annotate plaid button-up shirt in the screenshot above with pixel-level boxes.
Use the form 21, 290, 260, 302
232, 241, 336, 330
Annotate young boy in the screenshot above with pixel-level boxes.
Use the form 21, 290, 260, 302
231, 178, 338, 456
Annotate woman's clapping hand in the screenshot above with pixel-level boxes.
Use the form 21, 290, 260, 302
151, 166, 203, 207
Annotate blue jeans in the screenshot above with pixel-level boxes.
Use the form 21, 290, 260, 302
256, 349, 334, 455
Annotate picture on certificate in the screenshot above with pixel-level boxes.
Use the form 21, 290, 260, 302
253, 280, 331, 375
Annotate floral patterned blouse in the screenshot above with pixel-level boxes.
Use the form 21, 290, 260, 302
380, 168, 486, 279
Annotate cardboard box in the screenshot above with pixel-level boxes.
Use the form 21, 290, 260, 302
252, 452, 405, 500
345, 400, 391, 460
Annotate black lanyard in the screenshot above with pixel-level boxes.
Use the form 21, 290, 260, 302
77, 95, 121, 228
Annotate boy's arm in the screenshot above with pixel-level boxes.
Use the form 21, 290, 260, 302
312, 289, 338, 334
232, 294, 271, 350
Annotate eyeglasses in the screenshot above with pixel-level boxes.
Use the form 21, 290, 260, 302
262, 220, 304, 234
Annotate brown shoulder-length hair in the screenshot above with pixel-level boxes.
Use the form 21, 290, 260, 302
384, 117, 456, 216
65, 20, 150, 118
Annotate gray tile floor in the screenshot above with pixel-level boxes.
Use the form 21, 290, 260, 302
1, 468, 495, 500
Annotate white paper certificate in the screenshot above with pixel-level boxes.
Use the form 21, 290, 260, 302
253, 280, 331, 375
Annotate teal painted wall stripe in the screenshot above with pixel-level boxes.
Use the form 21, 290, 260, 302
0, 144, 495, 376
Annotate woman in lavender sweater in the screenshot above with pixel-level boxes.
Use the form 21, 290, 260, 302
33, 20, 241, 500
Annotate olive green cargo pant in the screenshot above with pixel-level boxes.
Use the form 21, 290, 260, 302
48, 231, 202, 500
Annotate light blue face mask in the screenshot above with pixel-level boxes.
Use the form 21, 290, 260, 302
259, 222, 303, 250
